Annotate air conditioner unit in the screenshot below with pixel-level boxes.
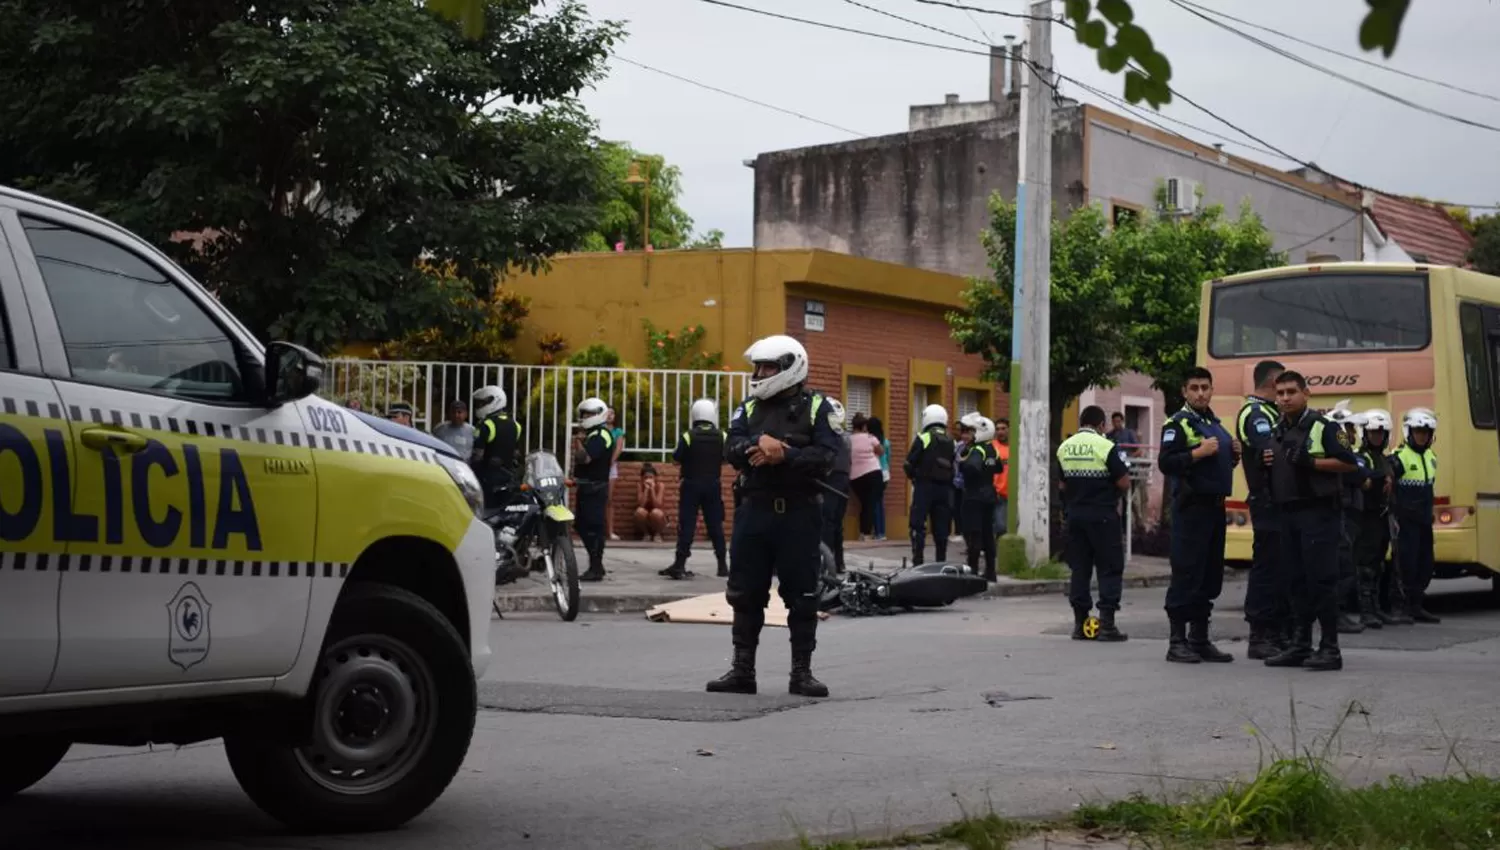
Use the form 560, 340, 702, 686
1163, 176, 1201, 213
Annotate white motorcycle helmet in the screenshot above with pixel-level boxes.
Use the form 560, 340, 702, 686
921, 404, 949, 430
689, 398, 718, 426
743, 335, 809, 400
957, 411, 983, 435
824, 397, 846, 434
1326, 399, 1354, 425
1402, 407, 1437, 444
1361, 408, 1393, 433
973, 416, 996, 443
472, 385, 507, 420
576, 397, 609, 430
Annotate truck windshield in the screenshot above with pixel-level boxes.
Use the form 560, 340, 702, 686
1209, 273, 1429, 357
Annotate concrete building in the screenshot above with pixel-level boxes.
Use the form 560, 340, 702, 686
504, 248, 1005, 541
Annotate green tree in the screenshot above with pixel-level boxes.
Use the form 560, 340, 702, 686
0, 0, 622, 351
948, 196, 1135, 446
1469, 215, 1500, 276
578, 145, 700, 251
1116, 193, 1283, 410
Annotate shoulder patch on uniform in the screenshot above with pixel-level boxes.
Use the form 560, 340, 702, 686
1254, 418, 1271, 435
1335, 429, 1351, 447
1162, 429, 1177, 444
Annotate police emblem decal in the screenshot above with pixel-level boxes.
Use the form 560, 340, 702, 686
167, 582, 212, 671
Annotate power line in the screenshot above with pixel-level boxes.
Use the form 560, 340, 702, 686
613, 56, 870, 137
838, 0, 989, 46
1173, 0, 1500, 105
690, 0, 1500, 210
1167, 0, 1500, 134
909, 0, 1071, 26
1285, 212, 1363, 253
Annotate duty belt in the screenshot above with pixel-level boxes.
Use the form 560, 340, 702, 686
740, 490, 819, 512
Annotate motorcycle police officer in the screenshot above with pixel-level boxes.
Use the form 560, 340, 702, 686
1326, 404, 1367, 634
1235, 359, 1287, 659
958, 413, 1001, 581
707, 335, 840, 698
904, 404, 955, 565
1056, 405, 1132, 641
1391, 408, 1440, 623
1158, 367, 1239, 664
572, 396, 615, 582
1264, 371, 1360, 671
664, 398, 730, 579
472, 384, 523, 507
1354, 409, 1404, 626
820, 398, 852, 575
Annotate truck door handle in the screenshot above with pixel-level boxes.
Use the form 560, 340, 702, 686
80, 426, 149, 454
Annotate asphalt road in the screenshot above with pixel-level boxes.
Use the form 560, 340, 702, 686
5, 577, 1499, 850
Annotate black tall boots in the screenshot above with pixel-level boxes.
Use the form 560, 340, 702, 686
1188, 618, 1233, 662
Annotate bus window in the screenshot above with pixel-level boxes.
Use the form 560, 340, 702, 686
1458, 302, 1495, 428
1209, 273, 1429, 357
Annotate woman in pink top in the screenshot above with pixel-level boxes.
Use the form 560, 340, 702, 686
847, 413, 885, 539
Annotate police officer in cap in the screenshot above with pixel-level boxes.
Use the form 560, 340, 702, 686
707, 335, 840, 698
1264, 370, 1361, 671
472, 385, 523, 507
904, 404, 955, 565
572, 397, 614, 582
1158, 367, 1239, 664
1056, 405, 1132, 641
1235, 359, 1287, 659
663, 398, 729, 579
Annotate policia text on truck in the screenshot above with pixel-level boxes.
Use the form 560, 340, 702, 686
0, 185, 496, 833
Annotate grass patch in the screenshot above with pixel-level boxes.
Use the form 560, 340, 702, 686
795, 813, 1032, 849
1072, 701, 1500, 849
995, 535, 1069, 580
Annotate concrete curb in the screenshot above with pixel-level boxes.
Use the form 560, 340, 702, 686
495, 572, 1198, 614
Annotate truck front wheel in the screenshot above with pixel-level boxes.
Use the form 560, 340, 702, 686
224, 583, 477, 833
0, 737, 70, 802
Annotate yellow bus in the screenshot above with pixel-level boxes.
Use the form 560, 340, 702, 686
1199, 261, 1500, 591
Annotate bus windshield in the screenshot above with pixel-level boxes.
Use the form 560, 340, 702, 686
1209, 272, 1430, 357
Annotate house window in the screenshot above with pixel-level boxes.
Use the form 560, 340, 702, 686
1459, 302, 1495, 429
957, 388, 980, 418
845, 377, 874, 416
1112, 204, 1140, 228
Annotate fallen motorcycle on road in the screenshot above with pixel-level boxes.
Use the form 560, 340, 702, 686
816, 545, 990, 617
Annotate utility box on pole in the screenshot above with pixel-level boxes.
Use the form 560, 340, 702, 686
1011, 0, 1055, 566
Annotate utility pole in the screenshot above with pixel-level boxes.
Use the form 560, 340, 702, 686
1008, 0, 1054, 564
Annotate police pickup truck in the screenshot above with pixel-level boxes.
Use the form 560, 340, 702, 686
0, 186, 495, 832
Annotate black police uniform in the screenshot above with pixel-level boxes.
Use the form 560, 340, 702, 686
1335, 429, 1367, 633
1158, 404, 1236, 663
572, 424, 614, 581
1055, 426, 1131, 640
904, 423, 956, 564
707, 388, 840, 698
821, 432, 852, 574
1236, 394, 1287, 658
1265, 408, 1360, 670
1353, 438, 1397, 626
959, 439, 1001, 581
1390, 442, 1439, 622
476, 411, 523, 507
666, 422, 728, 579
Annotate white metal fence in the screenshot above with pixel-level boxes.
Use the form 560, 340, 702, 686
322, 359, 753, 466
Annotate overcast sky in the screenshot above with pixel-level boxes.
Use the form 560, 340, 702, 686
576, 0, 1500, 247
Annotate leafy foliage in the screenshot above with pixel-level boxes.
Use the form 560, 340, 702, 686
536, 332, 570, 365
578, 145, 708, 252
1467, 215, 1500, 276
0, 0, 622, 350
947, 191, 1282, 426
1053, 0, 1412, 108
642, 319, 723, 370
371, 264, 532, 363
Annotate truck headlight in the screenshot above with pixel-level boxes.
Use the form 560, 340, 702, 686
436, 454, 484, 516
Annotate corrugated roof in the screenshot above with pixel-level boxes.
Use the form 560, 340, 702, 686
1368, 193, 1474, 267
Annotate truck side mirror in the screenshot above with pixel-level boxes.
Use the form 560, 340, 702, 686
264, 341, 325, 407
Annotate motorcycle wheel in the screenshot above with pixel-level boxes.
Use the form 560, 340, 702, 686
544, 529, 582, 622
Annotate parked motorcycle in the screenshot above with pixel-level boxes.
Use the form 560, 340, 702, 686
484, 451, 581, 622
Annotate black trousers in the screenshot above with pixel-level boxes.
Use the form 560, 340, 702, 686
675, 477, 726, 565
820, 490, 848, 573
1280, 502, 1341, 637
1395, 512, 1435, 599
1354, 509, 1391, 612
850, 471, 883, 536
910, 482, 951, 563
575, 480, 609, 570
1242, 496, 1286, 627
948, 485, 965, 538
1337, 508, 1361, 614
961, 498, 996, 578
727, 495, 823, 653
1164, 497, 1227, 623
1065, 516, 1124, 612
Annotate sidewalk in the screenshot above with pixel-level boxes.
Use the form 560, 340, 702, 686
495, 538, 1190, 615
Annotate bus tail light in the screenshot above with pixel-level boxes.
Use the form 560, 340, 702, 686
1225, 509, 1250, 526
1435, 506, 1469, 526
